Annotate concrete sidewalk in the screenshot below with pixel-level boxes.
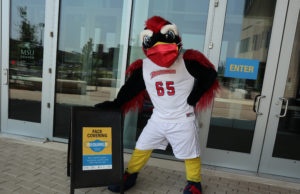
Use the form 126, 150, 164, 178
0, 136, 300, 194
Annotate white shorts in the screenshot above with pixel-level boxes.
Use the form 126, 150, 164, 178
135, 119, 200, 159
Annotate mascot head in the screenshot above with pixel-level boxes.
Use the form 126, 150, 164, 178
140, 16, 182, 68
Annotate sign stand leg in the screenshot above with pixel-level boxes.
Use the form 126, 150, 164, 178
70, 187, 74, 194
120, 175, 124, 194
67, 128, 71, 177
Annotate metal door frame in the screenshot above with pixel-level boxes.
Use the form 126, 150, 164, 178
259, 0, 300, 179
1, 0, 59, 139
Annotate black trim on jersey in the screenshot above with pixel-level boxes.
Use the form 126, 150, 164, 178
184, 59, 217, 106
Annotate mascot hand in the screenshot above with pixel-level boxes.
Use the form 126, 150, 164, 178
187, 82, 202, 107
94, 100, 119, 109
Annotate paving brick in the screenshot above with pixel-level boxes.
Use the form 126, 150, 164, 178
34, 185, 57, 194
235, 186, 252, 193
76, 187, 92, 194
130, 187, 158, 194
85, 188, 103, 194
203, 186, 218, 194
16, 180, 40, 190
17, 173, 40, 182
51, 183, 69, 193
0, 173, 21, 183
3, 169, 24, 178
50, 177, 70, 187
35, 179, 57, 189
290, 190, 300, 194
267, 186, 287, 194
35, 175, 55, 183
14, 186, 40, 194
0, 187, 16, 194
0, 180, 22, 192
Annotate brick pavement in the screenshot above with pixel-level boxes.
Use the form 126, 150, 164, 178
0, 136, 300, 194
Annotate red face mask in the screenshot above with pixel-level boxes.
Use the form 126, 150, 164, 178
146, 43, 179, 68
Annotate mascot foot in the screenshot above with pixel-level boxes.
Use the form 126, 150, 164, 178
108, 172, 138, 192
183, 181, 202, 194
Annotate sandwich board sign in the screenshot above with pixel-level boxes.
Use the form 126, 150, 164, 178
69, 106, 124, 194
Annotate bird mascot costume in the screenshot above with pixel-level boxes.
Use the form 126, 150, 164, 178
95, 16, 219, 194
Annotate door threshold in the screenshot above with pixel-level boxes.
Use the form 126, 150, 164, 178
203, 164, 300, 185
0, 132, 47, 143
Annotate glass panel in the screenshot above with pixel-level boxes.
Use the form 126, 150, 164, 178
54, 0, 124, 138
124, 0, 210, 155
9, 0, 45, 123
272, 13, 300, 160
207, 0, 276, 153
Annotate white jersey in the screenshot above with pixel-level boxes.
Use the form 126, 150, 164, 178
143, 54, 195, 123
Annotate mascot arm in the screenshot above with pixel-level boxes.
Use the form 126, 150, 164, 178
183, 49, 219, 111
184, 60, 217, 105
95, 59, 147, 114
114, 67, 146, 107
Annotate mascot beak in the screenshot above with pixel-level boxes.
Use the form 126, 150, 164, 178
152, 41, 177, 47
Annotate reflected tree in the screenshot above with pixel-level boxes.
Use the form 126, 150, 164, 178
18, 6, 38, 44
81, 38, 94, 84
16, 6, 44, 69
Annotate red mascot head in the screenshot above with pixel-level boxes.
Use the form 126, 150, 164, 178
140, 16, 182, 68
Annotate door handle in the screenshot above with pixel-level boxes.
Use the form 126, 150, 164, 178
253, 95, 266, 115
276, 97, 289, 118
3, 68, 9, 85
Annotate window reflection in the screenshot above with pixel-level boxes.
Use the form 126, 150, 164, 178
9, 0, 45, 123
207, 0, 276, 153
54, 0, 124, 138
125, 0, 210, 155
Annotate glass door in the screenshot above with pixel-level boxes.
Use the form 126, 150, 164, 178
199, 0, 288, 171
259, 0, 300, 178
53, 0, 131, 139
1, 0, 57, 138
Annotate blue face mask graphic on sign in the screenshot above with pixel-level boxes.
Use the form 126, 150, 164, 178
87, 139, 107, 152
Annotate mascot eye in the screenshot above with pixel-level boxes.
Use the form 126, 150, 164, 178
140, 29, 153, 47
165, 30, 175, 41
143, 35, 152, 47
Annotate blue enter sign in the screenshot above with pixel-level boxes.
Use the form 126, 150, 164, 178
224, 58, 259, 80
